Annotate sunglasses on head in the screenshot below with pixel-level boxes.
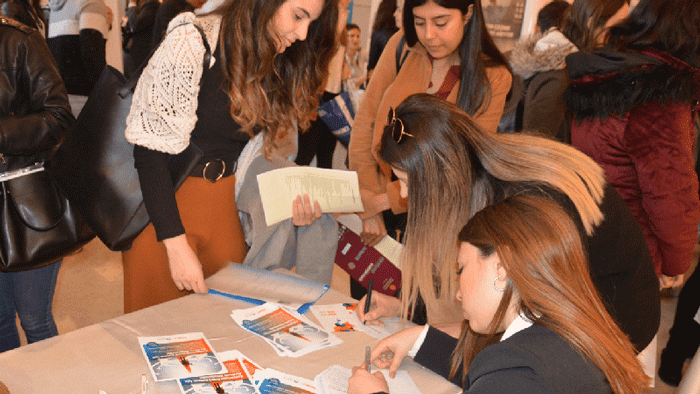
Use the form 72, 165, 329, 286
387, 107, 413, 143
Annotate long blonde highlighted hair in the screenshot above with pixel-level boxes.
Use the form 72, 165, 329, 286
378, 93, 606, 322
455, 194, 648, 393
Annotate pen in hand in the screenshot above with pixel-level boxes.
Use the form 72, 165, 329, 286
365, 346, 372, 373
363, 278, 374, 324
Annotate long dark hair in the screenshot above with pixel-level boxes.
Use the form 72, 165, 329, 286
372, 0, 398, 32
215, 0, 339, 152
454, 194, 648, 393
402, 0, 511, 117
562, 0, 628, 51
607, 0, 700, 67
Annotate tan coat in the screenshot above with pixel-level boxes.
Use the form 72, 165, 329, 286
349, 32, 512, 213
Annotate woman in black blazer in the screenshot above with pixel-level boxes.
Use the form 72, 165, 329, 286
349, 194, 648, 394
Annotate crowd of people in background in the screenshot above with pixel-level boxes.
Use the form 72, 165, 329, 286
2, 0, 700, 392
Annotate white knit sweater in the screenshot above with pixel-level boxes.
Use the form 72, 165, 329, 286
125, 12, 221, 154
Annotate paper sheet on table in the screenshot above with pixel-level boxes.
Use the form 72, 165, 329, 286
254, 368, 318, 394
257, 167, 364, 226
314, 365, 421, 394
207, 263, 328, 308
309, 303, 391, 339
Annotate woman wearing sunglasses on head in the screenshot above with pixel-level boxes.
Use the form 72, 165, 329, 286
347, 0, 513, 264
349, 194, 649, 394
356, 94, 660, 356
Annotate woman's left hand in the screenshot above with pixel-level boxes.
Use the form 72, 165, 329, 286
292, 194, 322, 226
348, 366, 389, 394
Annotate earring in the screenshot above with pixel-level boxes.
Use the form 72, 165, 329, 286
493, 277, 506, 292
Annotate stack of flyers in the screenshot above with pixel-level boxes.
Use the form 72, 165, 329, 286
138, 333, 224, 382
252, 368, 318, 394
231, 302, 342, 357
309, 303, 391, 339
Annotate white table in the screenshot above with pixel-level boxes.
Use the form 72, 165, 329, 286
0, 264, 460, 394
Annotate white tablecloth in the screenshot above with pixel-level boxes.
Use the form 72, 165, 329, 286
0, 264, 461, 394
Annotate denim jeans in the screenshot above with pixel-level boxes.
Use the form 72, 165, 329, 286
0, 260, 61, 352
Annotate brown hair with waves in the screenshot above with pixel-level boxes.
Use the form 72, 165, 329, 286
453, 194, 648, 393
213, 0, 339, 153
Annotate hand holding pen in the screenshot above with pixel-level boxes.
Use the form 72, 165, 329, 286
357, 285, 403, 326
348, 346, 388, 394
363, 279, 373, 324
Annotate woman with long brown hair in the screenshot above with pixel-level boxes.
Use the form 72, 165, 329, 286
356, 94, 659, 355
349, 194, 648, 393
122, 0, 339, 313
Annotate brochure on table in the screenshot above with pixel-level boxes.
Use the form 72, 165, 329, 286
231, 302, 342, 357
178, 356, 258, 394
208, 263, 330, 309
139, 333, 225, 382
309, 303, 391, 339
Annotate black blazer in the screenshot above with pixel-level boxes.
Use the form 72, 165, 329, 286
413, 325, 612, 394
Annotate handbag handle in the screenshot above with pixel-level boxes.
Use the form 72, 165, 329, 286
2, 169, 68, 232
118, 22, 212, 99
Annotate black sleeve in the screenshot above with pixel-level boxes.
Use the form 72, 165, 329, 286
0, 29, 74, 155
79, 28, 106, 92
133, 144, 185, 241
414, 326, 464, 387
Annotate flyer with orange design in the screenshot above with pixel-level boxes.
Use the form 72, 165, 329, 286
309, 303, 390, 339
139, 332, 224, 382
231, 303, 342, 357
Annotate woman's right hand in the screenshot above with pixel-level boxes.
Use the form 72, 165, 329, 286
163, 234, 208, 294
370, 325, 426, 378
356, 291, 402, 326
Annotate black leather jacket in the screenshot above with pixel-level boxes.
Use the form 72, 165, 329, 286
0, 16, 74, 173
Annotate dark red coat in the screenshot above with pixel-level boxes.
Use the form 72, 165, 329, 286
566, 48, 700, 277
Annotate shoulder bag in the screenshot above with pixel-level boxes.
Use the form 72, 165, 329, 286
1, 163, 95, 271
47, 23, 210, 251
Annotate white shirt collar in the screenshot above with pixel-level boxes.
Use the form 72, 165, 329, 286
500, 313, 533, 341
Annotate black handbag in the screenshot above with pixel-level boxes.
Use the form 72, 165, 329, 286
48, 23, 210, 251
1, 165, 95, 272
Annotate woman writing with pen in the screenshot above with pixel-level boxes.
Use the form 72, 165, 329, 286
349, 194, 648, 394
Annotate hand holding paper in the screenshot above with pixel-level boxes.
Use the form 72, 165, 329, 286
257, 167, 364, 226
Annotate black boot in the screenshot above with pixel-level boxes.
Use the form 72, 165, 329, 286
658, 347, 686, 386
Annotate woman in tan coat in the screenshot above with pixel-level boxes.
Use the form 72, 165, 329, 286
349, 0, 512, 252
